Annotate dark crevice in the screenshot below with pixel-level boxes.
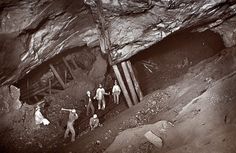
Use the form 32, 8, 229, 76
18, 16, 50, 36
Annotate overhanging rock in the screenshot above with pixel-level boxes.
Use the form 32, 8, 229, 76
0, 0, 236, 85
0, 0, 99, 85
85, 0, 236, 64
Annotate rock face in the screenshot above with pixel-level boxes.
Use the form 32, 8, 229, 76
0, 85, 22, 114
85, 0, 236, 64
0, 0, 99, 85
0, 0, 236, 85
212, 15, 236, 47
0, 85, 22, 129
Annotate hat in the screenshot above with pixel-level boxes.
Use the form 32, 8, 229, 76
71, 109, 76, 113
36, 105, 40, 110
93, 114, 97, 118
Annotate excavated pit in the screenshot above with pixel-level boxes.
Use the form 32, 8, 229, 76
15, 46, 97, 104
0, 0, 236, 153
131, 30, 225, 95
0, 29, 227, 153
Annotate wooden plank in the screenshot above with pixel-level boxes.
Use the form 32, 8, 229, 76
64, 70, 67, 84
121, 61, 138, 105
34, 96, 39, 101
62, 57, 76, 80
49, 64, 66, 89
71, 57, 79, 69
112, 65, 133, 108
144, 131, 163, 148
21, 81, 58, 100
126, 61, 143, 101
37, 92, 50, 96
49, 78, 52, 95
50, 89, 63, 93
27, 78, 30, 103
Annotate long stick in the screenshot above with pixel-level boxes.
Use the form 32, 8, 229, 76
126, 61, 143, 101
61, 108, 73, 112
49, 64, 66, 89
62, 57, 76, 80
121, 61, 138, 105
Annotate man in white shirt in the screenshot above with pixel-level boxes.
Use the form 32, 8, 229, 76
94, 84, 109, 110
35, 105, 50, 126
61, 108, 78, 142
112, 80, 121, 104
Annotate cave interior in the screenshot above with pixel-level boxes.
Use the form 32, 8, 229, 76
0, 0, 236, 153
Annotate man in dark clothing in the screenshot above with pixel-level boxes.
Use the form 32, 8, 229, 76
86, 91, 95, 116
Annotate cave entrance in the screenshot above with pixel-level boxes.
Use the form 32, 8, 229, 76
129, 29, 225, 95
15, 46, 96, 104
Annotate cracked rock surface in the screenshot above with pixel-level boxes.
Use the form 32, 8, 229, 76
0, 0, 236, 85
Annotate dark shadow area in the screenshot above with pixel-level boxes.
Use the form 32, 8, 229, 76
14, 46, 95, 104
131, 30, 225, 95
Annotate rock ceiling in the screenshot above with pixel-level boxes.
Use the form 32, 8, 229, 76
0, 0, 236, 85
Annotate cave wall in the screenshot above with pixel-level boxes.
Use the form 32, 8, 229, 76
131, 30, 225, 94
0, 85, 23, 132
212, 15, 236, 47
0, 47, 109, 153
85, 0, 236, 64
0, 0, 236, 85
0, 85, 22, 116
0, 0, 99, 85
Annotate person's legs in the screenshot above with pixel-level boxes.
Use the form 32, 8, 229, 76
68, 124, 76, 142
86, 104, 90, 116
98, 100, 101, 110
91, 104, 95, 115
113, 94, 117, 104
117, 94, 120, 104
101, 98, 106, 110
64, 125, 70, 139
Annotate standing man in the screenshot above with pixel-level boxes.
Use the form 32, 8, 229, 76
89, 114, 100, 131
86, 91, 95, 116
94, 84, 109, 110
112, 80, 121, 104
61, 108, 78, 142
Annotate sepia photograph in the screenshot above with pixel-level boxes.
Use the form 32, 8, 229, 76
0, 0, 236, 153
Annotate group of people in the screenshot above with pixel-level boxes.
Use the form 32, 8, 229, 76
64, 80, 121, 142
35, 80, 121, 142
86, 80, 121, 115
86, 80, 121, 128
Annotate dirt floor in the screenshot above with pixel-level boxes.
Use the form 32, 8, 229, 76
1, 30, 235, 153
61, 46, 236, 153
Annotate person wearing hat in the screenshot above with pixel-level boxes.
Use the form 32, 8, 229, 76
86, 91, 95, 116
61, 108, 78, 142
94, 84, 110, 110
89, 114, 100, 131
112, 80, 121, 104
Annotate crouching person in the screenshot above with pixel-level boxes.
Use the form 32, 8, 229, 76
61, 108, 78, 142
89, 114, 100, 131
35, 105, 50, 126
